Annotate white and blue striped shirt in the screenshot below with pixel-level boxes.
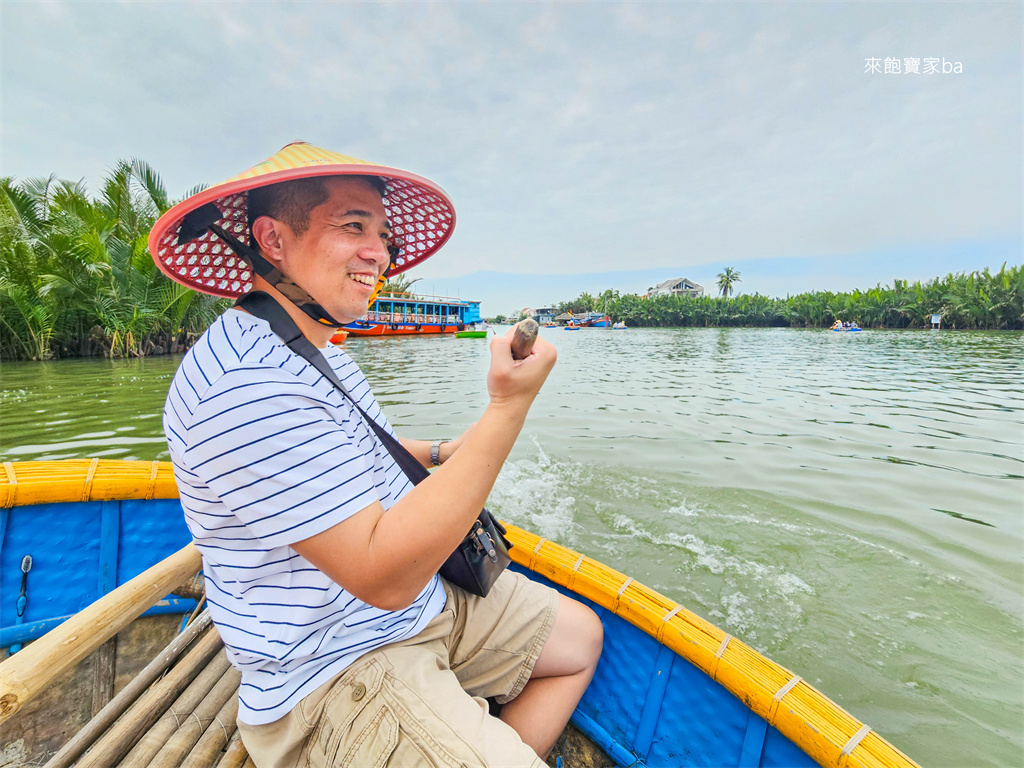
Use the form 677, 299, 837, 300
163, 309, 445, 725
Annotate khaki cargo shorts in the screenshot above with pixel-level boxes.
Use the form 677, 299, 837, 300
238, 571, 559, 768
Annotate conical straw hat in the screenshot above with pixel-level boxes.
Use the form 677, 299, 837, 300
148, 142, 455, 299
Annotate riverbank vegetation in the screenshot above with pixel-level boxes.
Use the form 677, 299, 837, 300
1, 163, 228, 360
558, 264, 1023, 330
3, 163, 1021, 361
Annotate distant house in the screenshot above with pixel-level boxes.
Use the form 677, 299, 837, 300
650, 278, 703, 298
532, 306, 558, 324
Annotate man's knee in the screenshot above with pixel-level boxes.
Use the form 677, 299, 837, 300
539, 595, 604, 677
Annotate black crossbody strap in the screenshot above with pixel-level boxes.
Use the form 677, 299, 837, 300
236, 291, 430, 484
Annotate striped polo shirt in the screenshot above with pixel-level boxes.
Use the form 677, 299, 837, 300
163, 308, 445, 725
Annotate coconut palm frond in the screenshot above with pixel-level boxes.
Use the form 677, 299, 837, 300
129, 158, 170, 214
20, 173, 60, 220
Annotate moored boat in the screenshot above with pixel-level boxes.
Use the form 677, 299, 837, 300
345, 291, 482, 337
0, 460, 921, 768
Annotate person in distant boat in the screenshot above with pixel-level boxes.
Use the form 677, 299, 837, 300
154, 142, 602, 768
831, 320, 843, 330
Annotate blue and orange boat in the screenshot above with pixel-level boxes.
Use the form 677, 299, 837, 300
343, 292, 482, 337
0, 460, 921, 768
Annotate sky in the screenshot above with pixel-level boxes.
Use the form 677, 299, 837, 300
2, 1, 1021, 316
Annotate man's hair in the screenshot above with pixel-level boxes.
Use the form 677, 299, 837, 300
247, 175, 388, 239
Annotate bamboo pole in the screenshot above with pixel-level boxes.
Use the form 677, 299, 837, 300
0, 543, 201, 725
213, 731, 249, 768
91, 637, 117, 716
42, 610, 213, 768
113, 649, 231, 768
144, 665, 240, 768
74, 627, 222, 768
179, 684, 240, 768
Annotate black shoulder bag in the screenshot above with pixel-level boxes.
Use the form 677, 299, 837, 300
236, 291, 512, 597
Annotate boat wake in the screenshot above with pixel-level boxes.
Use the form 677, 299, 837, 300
490, 437, 816, 653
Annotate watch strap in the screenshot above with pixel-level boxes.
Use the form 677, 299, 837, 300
431, 440, 446, 466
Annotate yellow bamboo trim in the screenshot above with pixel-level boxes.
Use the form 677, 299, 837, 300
841, 725, 873, 760
2, 462, 15, 508
82, 458, 100, 501
0, 460, 920, 768
769, 675, 804, 722
146, 461, 161, 501
709, 633, 732, 682
0, 460, 179, 508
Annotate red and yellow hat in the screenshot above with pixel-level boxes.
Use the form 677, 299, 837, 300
148, 142, 456, 303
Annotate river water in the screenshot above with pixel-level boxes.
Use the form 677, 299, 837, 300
2, 327, 1021, 767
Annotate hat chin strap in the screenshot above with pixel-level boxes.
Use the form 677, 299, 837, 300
208, 223, 349, 328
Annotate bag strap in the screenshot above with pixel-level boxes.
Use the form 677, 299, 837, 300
236, 291, 430, 485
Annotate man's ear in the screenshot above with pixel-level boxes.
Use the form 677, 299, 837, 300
251, 216, 286, 264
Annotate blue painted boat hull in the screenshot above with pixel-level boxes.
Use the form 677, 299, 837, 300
1, 497, 818, 768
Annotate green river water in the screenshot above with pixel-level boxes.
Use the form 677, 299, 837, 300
1, 327, 1021, 767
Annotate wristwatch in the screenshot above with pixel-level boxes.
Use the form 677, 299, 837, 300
430, 440, 448, 466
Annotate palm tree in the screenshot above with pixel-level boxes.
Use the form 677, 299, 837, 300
717, 267, 741, 299
1, 159, 233, 360
382, 273, 421, 296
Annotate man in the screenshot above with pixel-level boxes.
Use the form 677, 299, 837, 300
153, 143, 603, 767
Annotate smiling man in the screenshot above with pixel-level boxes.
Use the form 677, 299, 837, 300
151, 143, 603, 768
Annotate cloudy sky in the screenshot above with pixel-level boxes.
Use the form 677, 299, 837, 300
2, 2, 1021, 314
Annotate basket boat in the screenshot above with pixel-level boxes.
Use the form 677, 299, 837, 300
0, 460, 920, 768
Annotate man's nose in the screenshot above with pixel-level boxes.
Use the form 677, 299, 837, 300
359, 237, 390, 268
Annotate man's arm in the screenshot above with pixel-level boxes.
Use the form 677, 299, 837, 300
399, 425, 475, 469
291, 332, 556, 611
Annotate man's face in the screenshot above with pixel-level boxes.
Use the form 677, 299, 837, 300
276, 176, 392, 324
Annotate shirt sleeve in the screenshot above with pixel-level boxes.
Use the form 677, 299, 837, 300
181, 365, 380, 548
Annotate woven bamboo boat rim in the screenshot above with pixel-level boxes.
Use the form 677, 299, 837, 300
1, 460, 920, 768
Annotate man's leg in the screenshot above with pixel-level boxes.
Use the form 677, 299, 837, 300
498, 594, 603, 759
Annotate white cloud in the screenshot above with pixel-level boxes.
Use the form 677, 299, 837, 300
1, 1, 1019, 283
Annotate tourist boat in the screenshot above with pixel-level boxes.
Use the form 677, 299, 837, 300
0, 460, 920, 768
582, 313, 611, 328
612, 322, 628, 330
344, 292, 482, 337
329, 329, 348, 344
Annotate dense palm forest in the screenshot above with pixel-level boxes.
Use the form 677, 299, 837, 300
1, 162, 228, 360
0, 164, 427, 360
2, 163, 1021, 361
559, 264, 1023, 330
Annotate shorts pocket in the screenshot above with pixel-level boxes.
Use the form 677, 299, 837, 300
343, 678, 467, 768
304, 659, 387, 768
